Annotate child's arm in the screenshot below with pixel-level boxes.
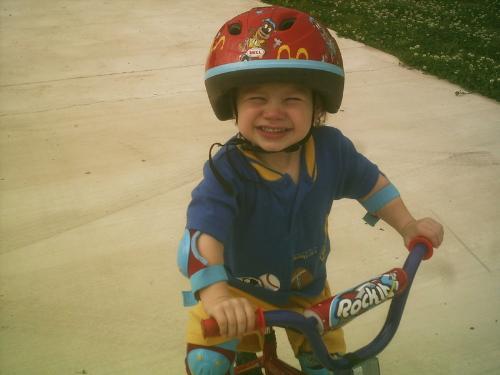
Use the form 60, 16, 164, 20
360, 174, 444, 248
197, 233, 256, 338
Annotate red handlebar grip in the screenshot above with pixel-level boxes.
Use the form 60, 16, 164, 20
201, 317, 221, 338
201, 308, 266, 338
408, 236, 434, 260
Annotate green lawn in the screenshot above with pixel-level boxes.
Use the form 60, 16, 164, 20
263, 0, 500, 101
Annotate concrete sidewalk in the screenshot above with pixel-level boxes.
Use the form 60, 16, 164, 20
0, 1, 499, 374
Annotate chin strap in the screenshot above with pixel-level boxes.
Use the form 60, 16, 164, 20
208, 127, 313, 196
208, 138, 241, 196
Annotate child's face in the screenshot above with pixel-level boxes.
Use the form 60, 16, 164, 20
235, 83, 314, 153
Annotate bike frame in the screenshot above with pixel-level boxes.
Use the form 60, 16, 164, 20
202, 237, 434, 374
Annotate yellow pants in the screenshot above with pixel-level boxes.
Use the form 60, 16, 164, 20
186, 284, 346, 355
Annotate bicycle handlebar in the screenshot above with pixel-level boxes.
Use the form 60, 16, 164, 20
201, 237, 434, 370
202, 267, 408, 338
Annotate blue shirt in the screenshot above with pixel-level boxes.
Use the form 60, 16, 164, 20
186, 126, 379, 306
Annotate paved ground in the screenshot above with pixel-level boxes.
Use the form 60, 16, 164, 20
1, 1, 499, 374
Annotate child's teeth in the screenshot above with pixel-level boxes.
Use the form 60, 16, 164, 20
262, 127, 285, 133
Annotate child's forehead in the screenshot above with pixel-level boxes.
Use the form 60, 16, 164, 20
238, 83, 311, 95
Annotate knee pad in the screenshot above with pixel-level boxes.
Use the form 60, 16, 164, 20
297, 351, 334, 375
186, 343, 236, 375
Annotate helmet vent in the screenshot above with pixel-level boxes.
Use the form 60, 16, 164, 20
228, 22, 242, 35
278, 18, 295, 31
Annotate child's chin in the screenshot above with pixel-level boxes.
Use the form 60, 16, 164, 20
257, 143, 287, 153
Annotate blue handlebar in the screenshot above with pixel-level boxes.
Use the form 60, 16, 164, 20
262, 243, 429, 370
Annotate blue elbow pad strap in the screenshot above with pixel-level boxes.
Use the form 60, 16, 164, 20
182, 264, 229, 307
363, 212, 381, 226
182, 291, 198, 306
361, 183, 400, 226
361, 183, 400, 213
191, 264, 228, 296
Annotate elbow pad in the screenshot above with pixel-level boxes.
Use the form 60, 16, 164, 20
361, 183, 400, 226
177, 229, 228, 306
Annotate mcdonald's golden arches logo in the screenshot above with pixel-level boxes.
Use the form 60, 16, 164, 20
277, 45, 309, 60
211, 35, 225, 52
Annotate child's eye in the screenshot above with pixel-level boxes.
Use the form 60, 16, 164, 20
286, 97, 303, 102
248, 96, 266, 102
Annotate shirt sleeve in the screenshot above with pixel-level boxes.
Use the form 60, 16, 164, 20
186, 155, 239, 247
335, 129, 380, 199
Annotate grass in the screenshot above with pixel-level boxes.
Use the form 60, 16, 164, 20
263, 0, 500, 101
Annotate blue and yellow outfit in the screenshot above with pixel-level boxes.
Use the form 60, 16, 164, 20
184, 126, 380, 359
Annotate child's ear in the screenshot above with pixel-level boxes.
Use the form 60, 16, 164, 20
314, 109, 327, 126
231, 90, 239, 123
313, 96, 326, 126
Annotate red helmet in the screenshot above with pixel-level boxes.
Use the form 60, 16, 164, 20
205, 6, 344, 121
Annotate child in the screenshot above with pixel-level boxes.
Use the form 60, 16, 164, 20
177, 6, 444, 375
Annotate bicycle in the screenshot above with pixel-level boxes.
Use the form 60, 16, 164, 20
201, 237, 434, 374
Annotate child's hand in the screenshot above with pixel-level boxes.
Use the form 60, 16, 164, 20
401, 218, 444, 249
200, 282, 256, 338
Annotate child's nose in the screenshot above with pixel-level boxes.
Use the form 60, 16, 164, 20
262, 99, 285, 119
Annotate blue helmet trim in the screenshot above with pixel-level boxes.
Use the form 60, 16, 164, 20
205, 59, 344, 80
